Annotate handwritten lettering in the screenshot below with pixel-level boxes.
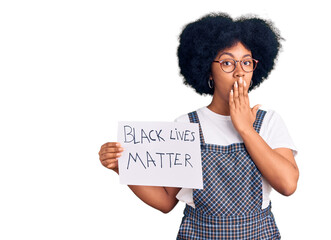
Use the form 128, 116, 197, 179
118, 121, 202, 188
170, 128, 196, 142
127, 151, 193, 169
127, 152, 146, 169
123, 125, 165, 144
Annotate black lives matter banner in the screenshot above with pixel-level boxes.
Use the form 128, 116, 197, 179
117, 121, 203, 189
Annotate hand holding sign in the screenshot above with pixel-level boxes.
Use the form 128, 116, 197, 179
117, 121, 203, 189
99, 142, 124, 174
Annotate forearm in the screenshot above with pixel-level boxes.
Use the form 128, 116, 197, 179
240, 128, 299, 196
112, 166, 180, 213
100, 144, 180, 212
128, 185, 180, 213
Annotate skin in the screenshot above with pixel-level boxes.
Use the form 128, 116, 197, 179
98, 41, 299, 213
98, 142, 180, 213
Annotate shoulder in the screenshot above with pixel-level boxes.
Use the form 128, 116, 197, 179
259, 108, 298, 156
259, 108, 277, 118
260, 108, 285, 129
174, 113, 189, 123
259, 108, 288, 139
174, 107, 206, 123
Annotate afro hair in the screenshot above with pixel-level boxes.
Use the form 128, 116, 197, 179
177, 12, 283, 95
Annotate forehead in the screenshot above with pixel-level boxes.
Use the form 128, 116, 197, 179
217, 42, 252, 59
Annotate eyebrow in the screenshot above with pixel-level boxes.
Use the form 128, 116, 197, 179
218, 52, 252, 59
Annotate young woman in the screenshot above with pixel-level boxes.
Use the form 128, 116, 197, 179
99, 12, 299, 239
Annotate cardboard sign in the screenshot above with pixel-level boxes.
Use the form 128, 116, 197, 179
117, 121, 203, 189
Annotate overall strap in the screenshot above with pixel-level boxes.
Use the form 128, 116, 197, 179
188, 111, 205, 145
253, 109, 267, 134
188, 109, 266, 145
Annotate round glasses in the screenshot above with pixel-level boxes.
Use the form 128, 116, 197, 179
213, 58, 259, 73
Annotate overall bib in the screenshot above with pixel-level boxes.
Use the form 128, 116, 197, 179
177, 110, 281, 240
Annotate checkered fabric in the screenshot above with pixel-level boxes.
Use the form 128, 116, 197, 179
177, 110, 281, 239
177, 203, 280, 239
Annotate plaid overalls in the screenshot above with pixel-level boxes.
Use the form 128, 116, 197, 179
177, 110, 281, 239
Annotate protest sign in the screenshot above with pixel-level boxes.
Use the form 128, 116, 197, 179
117, 121, 203, 189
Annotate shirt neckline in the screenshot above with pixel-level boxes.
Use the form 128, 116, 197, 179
202, 106, 232, 121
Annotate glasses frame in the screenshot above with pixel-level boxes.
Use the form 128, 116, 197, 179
213, 58, 259, 73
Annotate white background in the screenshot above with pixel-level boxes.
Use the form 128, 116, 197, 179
0, 0, 330, 239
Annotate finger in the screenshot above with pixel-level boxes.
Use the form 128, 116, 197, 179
229, 88, 235, 109
243, 79, 249, 93
252, 104, 262, 118
106, 161, 118, 169
101, 142, 121, 149
238, 77, 244, 102
243, 80, 250, 105
101, 152, 122, 160
233, 81, 239, 107
100, 152, 122, 161
99, 147, 124, 156
101, 159, 118, 166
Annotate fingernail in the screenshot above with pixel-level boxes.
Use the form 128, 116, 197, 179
230, 89, 233, 95
239, 78, 243, 84
244, 80, 247, 87
234, 81, 238, 88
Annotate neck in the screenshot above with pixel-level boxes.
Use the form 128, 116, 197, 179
207, 95, 230, 116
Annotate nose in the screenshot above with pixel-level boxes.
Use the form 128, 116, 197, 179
233, 62, 245, 79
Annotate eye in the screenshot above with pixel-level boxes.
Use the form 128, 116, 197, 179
243, 59, 253, 66
221, 59, 234, 66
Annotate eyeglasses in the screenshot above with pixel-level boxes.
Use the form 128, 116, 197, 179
213, 58, 259, 73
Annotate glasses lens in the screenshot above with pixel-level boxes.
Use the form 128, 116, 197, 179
221, 59, 236, 73
242, 58, 256, 72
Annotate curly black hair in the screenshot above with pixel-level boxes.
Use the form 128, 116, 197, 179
177, 12, 283, 95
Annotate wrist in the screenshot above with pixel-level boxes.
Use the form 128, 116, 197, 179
238, 126, 256, 138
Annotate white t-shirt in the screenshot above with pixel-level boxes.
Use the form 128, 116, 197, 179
175, 106, 298, 210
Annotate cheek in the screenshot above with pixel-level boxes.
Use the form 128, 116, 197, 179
214, 76, 234, 97
246, 74, 253, 85
214, 74, 233, 89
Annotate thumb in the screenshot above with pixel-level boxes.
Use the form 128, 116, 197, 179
252, 104, 262, 116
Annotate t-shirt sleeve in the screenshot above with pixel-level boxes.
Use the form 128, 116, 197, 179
174, 113, 190, 123
263, 110, 298, 157
176, 188, 195, 208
